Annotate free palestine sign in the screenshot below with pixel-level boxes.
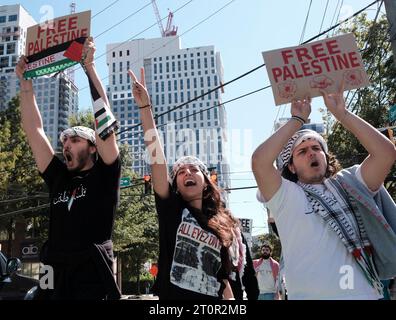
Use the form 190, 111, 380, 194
262, 33, 370, 106
24, 11, 91, 79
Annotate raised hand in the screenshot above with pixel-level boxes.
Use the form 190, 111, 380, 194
16, 56, 29, 81
320, 80, 348, 122
128, 68, 151, 108
82, 36, 96, 67
291, 95, 311, 122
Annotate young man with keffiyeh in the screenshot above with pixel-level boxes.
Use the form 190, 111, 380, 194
16, 38, 121, 299
252, 82, 396, 300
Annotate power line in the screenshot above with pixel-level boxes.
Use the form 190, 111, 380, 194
0, 203, 49, 219
69, 0, 194, 76
319, 0, 330, 34
79, 0, 234, 93
94, 1, 152, 39
92, 0, 122, 19
117, 85, 269, 141
299, 0, 313, 44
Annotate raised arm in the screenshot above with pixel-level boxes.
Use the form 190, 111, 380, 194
83, 37, 119, 164
16, 56, 54, 173
128, 68, 170, 199
320, 82, 396, 191
252, 97, 311, 201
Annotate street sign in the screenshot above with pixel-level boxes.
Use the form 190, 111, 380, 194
120, 177, 131, 187
389, 104, 396, 124
239, 218, 252, 234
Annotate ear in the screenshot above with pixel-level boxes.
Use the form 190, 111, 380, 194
288, 163, 296, 174
89, 145, 97, 155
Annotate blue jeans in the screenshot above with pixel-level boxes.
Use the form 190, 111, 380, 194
258, 293, 275, 300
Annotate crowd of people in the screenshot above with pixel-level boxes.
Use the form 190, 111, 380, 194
15, 36, 396, 300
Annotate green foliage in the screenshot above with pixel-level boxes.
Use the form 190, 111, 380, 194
0, 97, 49, 253
113, 144, 159, 290
252, 233, 282, 262
327, 14, 396, 198
68, 110, 95, 129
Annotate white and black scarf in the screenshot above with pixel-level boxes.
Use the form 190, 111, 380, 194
297, 179, 383, 296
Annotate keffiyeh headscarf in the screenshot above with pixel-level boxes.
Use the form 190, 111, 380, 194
170, 156, 210, 182
60, 126, 96, 145
277, 129, 328, 171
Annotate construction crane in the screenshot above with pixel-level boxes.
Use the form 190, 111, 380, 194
151, 0, 178, 37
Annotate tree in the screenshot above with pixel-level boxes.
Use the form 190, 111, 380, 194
252, 233, 282, 262
0, 97, 48, 256
68, 110, 95, 129
327, 14, 396, 198
113, 144, 159, 294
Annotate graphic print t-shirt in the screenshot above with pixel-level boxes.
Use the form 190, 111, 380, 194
170, 208, 222, 296
41, 155, 121, 253
154, 190, 224, 300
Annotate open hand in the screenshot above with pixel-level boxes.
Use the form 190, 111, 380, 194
291, 95, 311, 121
320, 80, 347, 121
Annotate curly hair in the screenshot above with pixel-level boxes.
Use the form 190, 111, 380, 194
281, 152, 342, 182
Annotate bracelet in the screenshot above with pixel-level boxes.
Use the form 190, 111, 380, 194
139, 104, 152, 109
291, 115, 306, 126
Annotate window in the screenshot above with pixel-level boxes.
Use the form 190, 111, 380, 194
8, 15, 17, 22
197, 59, 201, 69
127, 50, 130, 56
112, 52, 115, 58
112, 62, 116, 73
119, 62, 122, 72
211, 57, 215, 68
0, 57, 8, 68
0, 44, 4, 55
187, 79, 190, 89
166, 62, 169, 73
180, 79, 184, 90
190, 59, 194, 70
0, 16, 6, 23
119, 51, 122, 57
168, 80, 171, 91
174, 80, 177, 91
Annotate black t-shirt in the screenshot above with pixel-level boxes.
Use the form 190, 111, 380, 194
41, 155, 121, 253
154, 188, 226, 300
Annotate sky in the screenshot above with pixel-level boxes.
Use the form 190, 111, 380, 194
5, 0, 385, 235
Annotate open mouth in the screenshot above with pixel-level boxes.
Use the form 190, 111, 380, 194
184, 179, 197, 187
64, 151, 73, 163
310, 161, 319, 167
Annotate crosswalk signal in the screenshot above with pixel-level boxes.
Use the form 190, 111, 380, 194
144, 174, 152, 194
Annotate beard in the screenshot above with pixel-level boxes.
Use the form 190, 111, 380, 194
67, 148, 92, 172
261, 253, 270, 259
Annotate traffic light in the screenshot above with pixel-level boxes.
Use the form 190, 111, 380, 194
210, 169, 218, 185
144, 174, 152, 194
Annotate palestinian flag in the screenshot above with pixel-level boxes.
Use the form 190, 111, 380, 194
24, 37, 86, 79
87, 73, 119, 140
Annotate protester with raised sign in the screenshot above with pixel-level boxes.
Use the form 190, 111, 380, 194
128, 69, 258, 300
16, 37, 121, 300
252, 81, 396, 299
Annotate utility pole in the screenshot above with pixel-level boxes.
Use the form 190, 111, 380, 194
384, 0, 396, 68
